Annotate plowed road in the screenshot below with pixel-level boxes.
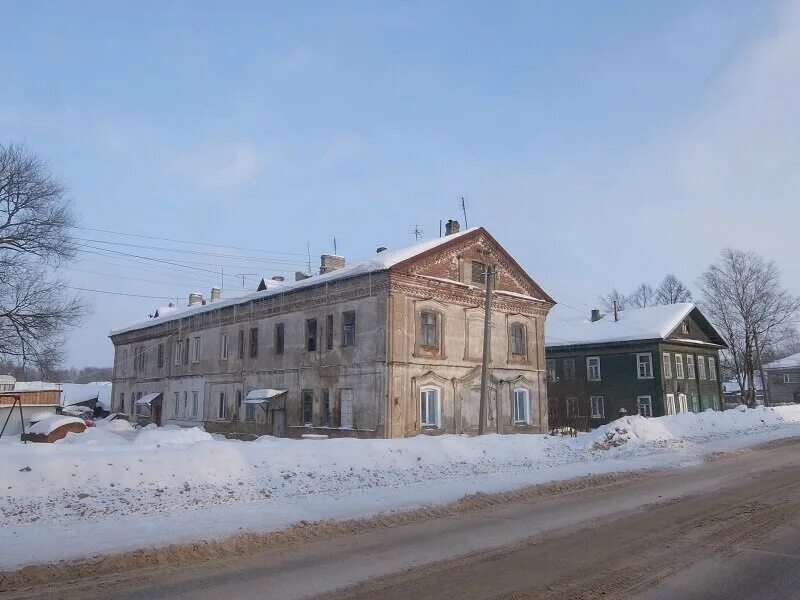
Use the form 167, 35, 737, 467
6, 438, 800, 600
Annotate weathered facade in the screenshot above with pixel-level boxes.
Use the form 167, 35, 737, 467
763, 353, 800, 405
546, 304, 726, 428
109, 225, 555, 438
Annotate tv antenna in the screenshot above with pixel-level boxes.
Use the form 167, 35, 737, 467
461, 197, 469, 228
410, 225, 424, 241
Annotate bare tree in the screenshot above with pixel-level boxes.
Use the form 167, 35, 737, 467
627, 283, 657, 309
599, 288, 626, 312
655, 274, 693, 305
0, 143, 88, 372
698, 249, 800, 406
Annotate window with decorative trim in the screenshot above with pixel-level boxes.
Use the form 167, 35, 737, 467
420, 387, 441, 428
471, 261, 486, 284
697, 356, 707, 380
686, 355, 695, 379
510, 323, 526, 356
675, 354, 685, 379
590, 396, 605, 419
638, 395, 653, 417
709, 357, 717, 381
513, 388, 530, 424
663, 352, 672, 379
587, 356, 601, 381
665, 393, 676, 416
637, 353, 653, 379
564, 358, 576, 381
420, 311, 438, 348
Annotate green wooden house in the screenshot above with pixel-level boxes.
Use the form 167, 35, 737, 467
545, 303, 726, 428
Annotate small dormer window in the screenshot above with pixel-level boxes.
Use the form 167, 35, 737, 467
681, 320, 690, 335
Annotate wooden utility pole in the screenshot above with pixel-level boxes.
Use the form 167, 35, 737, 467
478, 265, 495, 435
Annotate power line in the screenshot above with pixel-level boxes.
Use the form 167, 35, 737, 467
72, 226, 310, 257
65, 285, 180, 300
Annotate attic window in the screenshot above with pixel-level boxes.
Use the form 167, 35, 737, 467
471, 261, 486, 284
681, 320, 690, 335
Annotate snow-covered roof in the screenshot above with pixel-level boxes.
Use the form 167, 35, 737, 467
14, 381, 112, 410
111, 228, 485, 336
28, 415, 85, 436
546, 303, 722, 348
722, 376, 764, 394
245, 389, 288, 403
763, 352, 800, 371
136, 392, 162, 406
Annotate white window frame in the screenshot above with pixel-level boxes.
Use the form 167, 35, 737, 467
220, 333, 229, 360
638, 395, 653, 417
546, 359, 556, 382
564, 358, 576, 381
191, 336, 201, 363
675, 354, 685, 379
173, 391, 180, 417
678, 393, 688, 413
174, 342, 182, 366
637, 353, 653, 379
590, 396, 605, 419
662, 352, 672, 379
665, 393, 676, 416
686, 355, 696, 380
513, 388, 530, 424
697, 356, 707, 380
183, 391, 188, 417
709, 357, 717, 381
420, 386, 441, 428
586, 356, 601, 381
784, 373, 791, 384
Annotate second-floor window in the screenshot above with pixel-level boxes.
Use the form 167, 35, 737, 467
275, 323, 285, 354
238, 330, 245, 359
686, 355, 696, 379
220, 333, 229, 360
510, 323, 526, 356
675, 354, 685, 379
157, 344, 164, 368
546, 359, 556, 382
587, 356, 601, 381
420, 311, 438, 348
637, 353, 653, 379
174, 342, 181, 366
306, 319, 317, 352
342, 311, 356, 347
191, 336, 201, 363
709, 357, 717, 380
564, 358, 576, 381
326, 314, 334, 349
249, 328, 258, 358
663, 353, 672, 379
183, 339, 190, 365
698, 356, 707, 380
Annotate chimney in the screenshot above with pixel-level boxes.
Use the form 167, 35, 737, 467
376, 246, 387, 253
320, 254, 346, 275
210, 287, 221, 302
271, 276, 285, 282
444, 219, 460, 236
613, 300, 619, 322
188, 292, 203, 306
591, 309, 602, 322
295, 271, 310, 281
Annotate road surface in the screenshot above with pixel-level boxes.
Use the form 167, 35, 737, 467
4, 437, 800, 599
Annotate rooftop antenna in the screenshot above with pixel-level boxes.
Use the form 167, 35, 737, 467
461, 197, 469, 228
333, 236, 338, 255
410, 225, 424, 241
306, 242, 312, 273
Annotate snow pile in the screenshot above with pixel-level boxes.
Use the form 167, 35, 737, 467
27, 415, 85, 436
2, 405, 800, 569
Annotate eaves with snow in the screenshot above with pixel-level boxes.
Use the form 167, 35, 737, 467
763, 352, 800, 371
545, 302, 727, 350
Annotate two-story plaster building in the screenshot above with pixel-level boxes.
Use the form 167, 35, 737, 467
545, 303, 726, 428
109, 223, 555, 438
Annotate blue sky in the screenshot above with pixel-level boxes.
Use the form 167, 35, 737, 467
2, 0, 798, 367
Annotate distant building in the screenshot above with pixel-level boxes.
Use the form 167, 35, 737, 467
721, 376, 765, 406
109, 224, 555, 438
763, 353, 800, 405
546, 303, 726, 429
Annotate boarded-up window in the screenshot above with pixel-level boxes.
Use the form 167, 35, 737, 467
471, 261, 486, 284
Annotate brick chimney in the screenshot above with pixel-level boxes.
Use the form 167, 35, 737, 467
320, 254, 345, 275
445, 219, 460, 236
210, 287, 221, 302
271, 276, 285, 282
591, 309, 602, 322
188, 292, 203, 306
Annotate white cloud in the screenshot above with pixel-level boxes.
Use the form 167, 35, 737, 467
166, 142, 266, 191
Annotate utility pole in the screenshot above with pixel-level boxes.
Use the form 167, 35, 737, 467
461, 197, 469, 229
478, 265, 495, 435
755, 332, 768, 406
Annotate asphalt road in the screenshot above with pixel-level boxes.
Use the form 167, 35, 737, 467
5, 438, 800, 600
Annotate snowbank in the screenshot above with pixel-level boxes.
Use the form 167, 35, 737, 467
2, 405, 800, 569
27, 415, 85, 436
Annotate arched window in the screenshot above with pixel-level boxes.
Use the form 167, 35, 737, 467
513, 388, 530, 424
420, 386, 441, 428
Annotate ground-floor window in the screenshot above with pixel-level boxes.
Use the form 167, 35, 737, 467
590, 396, 605, 419
678, 393, 688, 413
119, 392, 125, 413
192, 391, 199, 418
513, 388, 530, 424
665, 394, 676, 416
173, 392, 180, 417
322, 389, 331, 426
691, 393, 700, 413
340, 388, 354, 428
217, 391, 226, 420
302, 390, 314, 425
712, 395, 720, 410
638, 395, 653, 417
245, 399, 255, 421
420, 387, 441, 428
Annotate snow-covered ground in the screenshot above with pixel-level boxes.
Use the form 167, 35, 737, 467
2, 405, 800, 570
